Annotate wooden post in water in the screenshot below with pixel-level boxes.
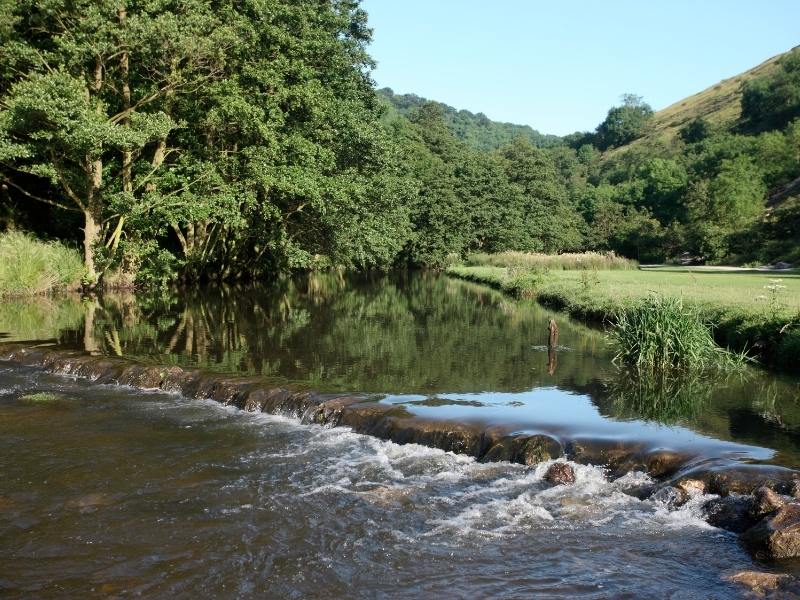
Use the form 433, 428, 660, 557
548, 318, 558, 349
547, 318, 558, 375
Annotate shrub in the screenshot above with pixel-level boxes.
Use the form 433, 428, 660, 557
609, 295, 744, 372
0, 231, 84, 296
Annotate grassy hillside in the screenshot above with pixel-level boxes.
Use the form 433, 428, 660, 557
607, 48, 794, 156
377, 87, 562, 151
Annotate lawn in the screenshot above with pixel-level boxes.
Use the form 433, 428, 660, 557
544, 268, 800, 314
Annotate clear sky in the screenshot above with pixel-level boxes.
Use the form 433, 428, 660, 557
361, 0, 800, 135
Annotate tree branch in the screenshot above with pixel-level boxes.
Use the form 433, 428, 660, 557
3, 178, 80, 212
50, 154, 86, 209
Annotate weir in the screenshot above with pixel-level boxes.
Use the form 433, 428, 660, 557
3, 343, 798, 501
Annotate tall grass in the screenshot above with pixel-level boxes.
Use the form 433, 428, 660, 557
467, 251, 637, 270
0, 231, 84, 296
609, 296, 744, 372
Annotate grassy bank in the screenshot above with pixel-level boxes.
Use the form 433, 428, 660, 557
447, 263, 800, 372
0, 231, 84, 296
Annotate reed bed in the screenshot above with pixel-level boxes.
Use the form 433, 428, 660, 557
467, 251, 637, 271
0, 231, 83, 296
609, 296, 744, 372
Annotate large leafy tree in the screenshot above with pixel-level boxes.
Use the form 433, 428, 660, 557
0, 0, 410, 284
595, 94, 653, 150
0, 0, 227, 284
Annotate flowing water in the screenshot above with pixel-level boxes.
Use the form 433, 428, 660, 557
1, 272, 800, 598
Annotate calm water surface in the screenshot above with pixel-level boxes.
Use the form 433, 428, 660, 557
1, 272, 800, 598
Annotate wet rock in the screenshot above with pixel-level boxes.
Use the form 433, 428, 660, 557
544, 462, 575, 485
703, 495, 756, 533
620, 483, 656, 501
750, 486, 786, 520
645, 451, 686, 478
741, 503, 800, 560
676, 478, 706, 495
791, 479, 800, 500
725, 571, 799, 596
703, 466, 798, 496
651, 486, 687, 507
67, 493, 115, 511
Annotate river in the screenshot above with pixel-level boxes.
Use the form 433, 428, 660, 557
1, 272, 799, 597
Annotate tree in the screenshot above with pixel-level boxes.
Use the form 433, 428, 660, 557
495, 138, 584, 252
0, 0, 411, 284
595, 94, 653, 150
741, 48, 800, 131
685, 158, 766, 261
0, 0, 230, 285
679, 118, 711, 144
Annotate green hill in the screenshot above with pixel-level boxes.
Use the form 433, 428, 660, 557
606, 48, 795, 158
377, 87, 562, 151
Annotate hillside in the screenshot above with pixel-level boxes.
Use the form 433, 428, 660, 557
607, 48, 795, 156
377, 87, 562, 151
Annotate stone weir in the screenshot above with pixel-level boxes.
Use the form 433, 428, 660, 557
4, 342, 800, 562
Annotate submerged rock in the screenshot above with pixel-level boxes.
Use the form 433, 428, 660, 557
544, 462, 575, 486
703, 495, 756, 533
741, 503, 800, 560
725, 571, 799, 596
676, 478, 706, 495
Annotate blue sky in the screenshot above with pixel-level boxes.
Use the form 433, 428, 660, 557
361, 0, 800, 135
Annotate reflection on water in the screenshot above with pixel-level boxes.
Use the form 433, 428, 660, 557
1, 271, 800, 464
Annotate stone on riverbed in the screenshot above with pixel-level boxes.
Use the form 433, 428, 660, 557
676, 478, 706, 495
725, 571, 799, 596
544, 462, 575, 485
741, 503, 800, 560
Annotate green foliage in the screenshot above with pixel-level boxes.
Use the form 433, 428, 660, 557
610, 296, 744, 372
679, 118, 712, 144
378, 88, 562, 151
595, 94, 654, 150
0, 0, 412, 284
685, 157, 766, 261
742, 48, 800, 131
0, 230, 83, 295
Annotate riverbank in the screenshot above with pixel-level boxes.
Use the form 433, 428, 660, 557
446, 264, 800, 373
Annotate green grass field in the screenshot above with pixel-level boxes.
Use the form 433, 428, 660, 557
449, 265, 800, 314
446, 264, 800, 372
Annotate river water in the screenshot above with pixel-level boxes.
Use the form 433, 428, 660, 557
1, 272, 799, 597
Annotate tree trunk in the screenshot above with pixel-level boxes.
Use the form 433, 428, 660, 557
83, 207, 101, 285
83, 154, 103, 287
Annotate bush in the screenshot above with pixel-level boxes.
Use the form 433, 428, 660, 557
609, 295, 743, 372
0, 231, 84, 296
